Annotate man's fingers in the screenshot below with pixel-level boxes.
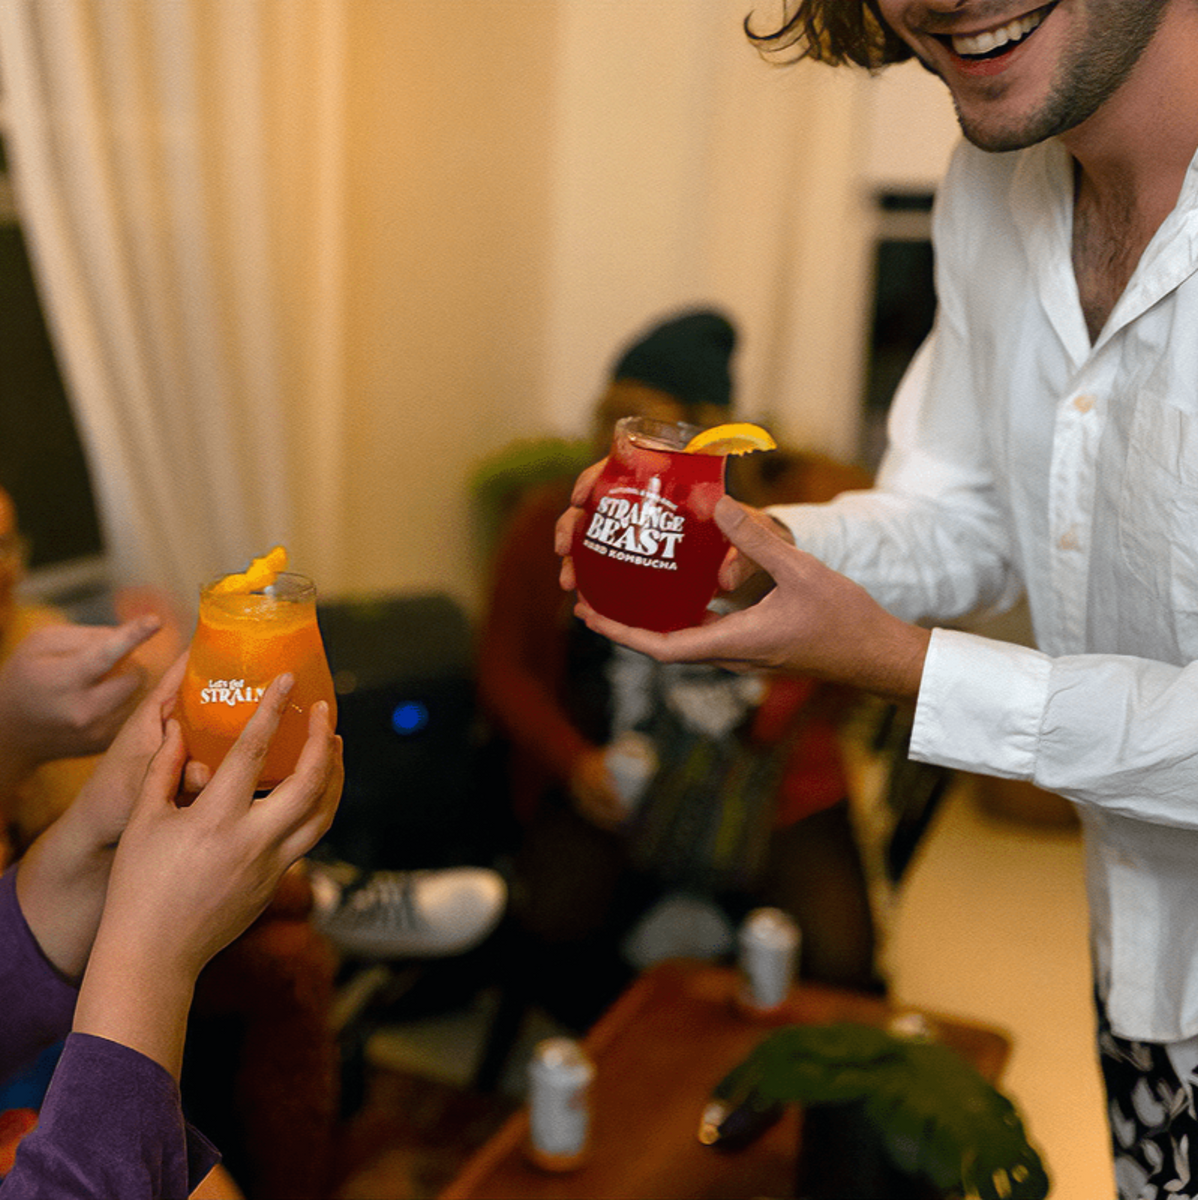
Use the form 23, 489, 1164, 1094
575, 601, 710, 663
570, 459, 606, 507
554, 505, 583, 559
555, 460, 606, 557
576, 595, 770, 671
713, 497, 798, 579
559, 554, 577, 592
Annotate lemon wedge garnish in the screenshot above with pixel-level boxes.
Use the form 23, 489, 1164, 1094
684, 422, 777, 456
209, 545, 288, 596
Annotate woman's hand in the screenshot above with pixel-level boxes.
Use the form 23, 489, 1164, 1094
73, 675, 342, 1078
14, 647, 188, 980
0, 616, 161, 785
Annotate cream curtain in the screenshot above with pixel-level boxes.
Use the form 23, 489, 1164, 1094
0, 0, 347, 605
0, 0, 874, 611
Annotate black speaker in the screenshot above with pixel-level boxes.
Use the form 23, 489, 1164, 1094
316, 592, 486, 871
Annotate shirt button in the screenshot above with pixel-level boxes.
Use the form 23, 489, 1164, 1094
1059, 528, 1080, 551
1073, 394, 1095, 413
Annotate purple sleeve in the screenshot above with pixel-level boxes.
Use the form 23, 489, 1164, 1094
1, 1033, 219, 1199
0, 868, 77, 1083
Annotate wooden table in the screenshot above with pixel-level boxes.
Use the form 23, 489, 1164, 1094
440, 959, 1011, 1200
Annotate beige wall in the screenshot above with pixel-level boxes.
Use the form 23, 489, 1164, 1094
6, 2, 961, 616
332, 2, 557, 605
287, 3, 959, 615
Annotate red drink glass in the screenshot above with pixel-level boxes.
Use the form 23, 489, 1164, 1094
572, 416, 728, 632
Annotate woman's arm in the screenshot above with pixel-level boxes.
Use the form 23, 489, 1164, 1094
2, 678, 341, 1199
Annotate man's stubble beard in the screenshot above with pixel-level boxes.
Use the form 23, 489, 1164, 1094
911, 0, 1171, 153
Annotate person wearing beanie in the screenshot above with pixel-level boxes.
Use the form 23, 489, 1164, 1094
476, 309, 881, 1039
585, 307, 736, 451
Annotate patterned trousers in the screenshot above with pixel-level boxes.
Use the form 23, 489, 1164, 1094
1097, 992, 1198, 1199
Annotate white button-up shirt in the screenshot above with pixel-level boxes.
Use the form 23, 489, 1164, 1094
772, 136, 1198, 1042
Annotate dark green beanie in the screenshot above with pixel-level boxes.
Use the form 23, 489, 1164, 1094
610, 309, 737, 410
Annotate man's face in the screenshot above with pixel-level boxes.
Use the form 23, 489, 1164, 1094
874, 0, 1172, 152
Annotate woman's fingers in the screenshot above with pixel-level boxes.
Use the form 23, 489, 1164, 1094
87, 615, 163, 678
204, 674, 294, 804
150, 652, 189, 712
262, 703, 342, 863
138, 720, 188, 812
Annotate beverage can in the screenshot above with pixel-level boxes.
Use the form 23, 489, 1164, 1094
737, 907, 800, 1013
526, 1037, 594, 1171
604, 731, 658, 816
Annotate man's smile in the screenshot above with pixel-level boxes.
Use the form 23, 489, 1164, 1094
944, 1, 1058, 59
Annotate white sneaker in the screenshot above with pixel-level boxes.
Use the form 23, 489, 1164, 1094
620, 892, 735, 971
308, 861, 506, 960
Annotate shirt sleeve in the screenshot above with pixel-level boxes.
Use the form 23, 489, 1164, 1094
0, 867, 77, 1085
768, 327, 1022, 628
914, 627, 1198, 831
0, 1033, 219, 1200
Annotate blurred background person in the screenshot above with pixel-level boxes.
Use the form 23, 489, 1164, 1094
475, 308, 883, 1036
0, 484, 181, 866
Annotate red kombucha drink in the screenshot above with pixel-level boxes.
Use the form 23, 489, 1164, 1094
572, 417, 728, 632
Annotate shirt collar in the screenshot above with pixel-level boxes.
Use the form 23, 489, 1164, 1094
1008, 139, 1198, 361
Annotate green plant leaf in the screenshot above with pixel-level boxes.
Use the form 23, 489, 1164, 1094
713, 1024, 1049, 1200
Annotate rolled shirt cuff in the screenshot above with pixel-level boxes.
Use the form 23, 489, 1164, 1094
911, 627, 1051, 780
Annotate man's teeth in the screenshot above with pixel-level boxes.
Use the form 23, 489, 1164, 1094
952, 8, 1047, 57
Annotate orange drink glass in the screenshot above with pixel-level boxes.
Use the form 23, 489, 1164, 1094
572, 416, 728, 632
179, 571, 336, 788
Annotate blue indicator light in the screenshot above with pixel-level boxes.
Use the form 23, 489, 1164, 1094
391, 700, 429, 735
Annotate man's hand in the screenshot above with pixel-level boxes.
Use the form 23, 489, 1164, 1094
0, 616, 162, 782
572, 496, 931, 704
555, 458, 606, 595
555, 459, 772, 602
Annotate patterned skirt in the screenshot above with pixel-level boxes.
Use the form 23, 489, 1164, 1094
1097, 992, 1198, 1199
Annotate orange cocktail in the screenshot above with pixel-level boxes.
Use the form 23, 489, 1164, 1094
179, 566, 336, 788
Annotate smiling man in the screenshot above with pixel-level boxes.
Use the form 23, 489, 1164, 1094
555, 0, 1198, 1193
885, 0, 1173, 152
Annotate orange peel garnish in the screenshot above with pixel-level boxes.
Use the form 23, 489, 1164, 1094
684, 422, 777, 456
209, 545, 288, 596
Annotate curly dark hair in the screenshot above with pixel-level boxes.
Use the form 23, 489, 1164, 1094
744, 0, 914, 68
